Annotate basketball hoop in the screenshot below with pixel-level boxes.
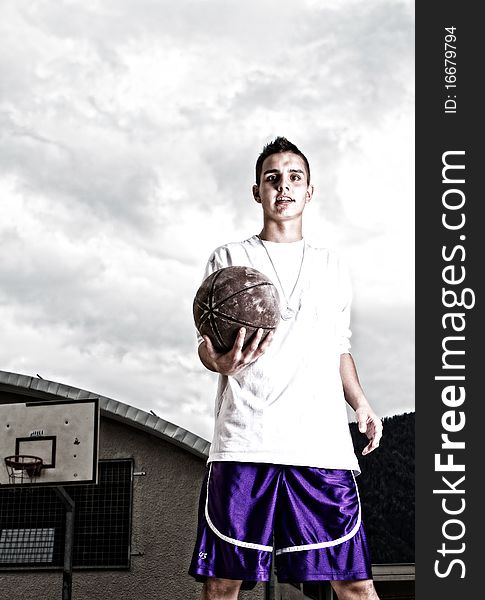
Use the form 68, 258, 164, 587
4, 455, 44, 485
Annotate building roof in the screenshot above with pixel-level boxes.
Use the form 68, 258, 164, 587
0, 370, 210, 460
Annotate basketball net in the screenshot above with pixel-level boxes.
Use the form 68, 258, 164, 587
4, 455, 44, 485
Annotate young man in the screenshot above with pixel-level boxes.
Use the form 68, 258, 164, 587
189, 137, 383, 600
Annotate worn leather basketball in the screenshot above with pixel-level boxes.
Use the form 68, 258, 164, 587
193, 266, 280, 353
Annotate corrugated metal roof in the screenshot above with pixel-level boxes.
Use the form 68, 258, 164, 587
0, 370, 210, 459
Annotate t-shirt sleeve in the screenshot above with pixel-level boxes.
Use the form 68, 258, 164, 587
336, 256, 353, 354
195, 247, 230, 345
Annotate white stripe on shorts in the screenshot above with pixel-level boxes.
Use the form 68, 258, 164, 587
275, 471, 362, 555
204, 463, 274, 552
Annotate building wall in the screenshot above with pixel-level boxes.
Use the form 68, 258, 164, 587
0, 415, 265, 600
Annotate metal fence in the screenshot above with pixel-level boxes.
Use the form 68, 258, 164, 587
0, 459, 133, 570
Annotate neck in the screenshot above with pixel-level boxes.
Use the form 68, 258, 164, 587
259, 220, 303, 243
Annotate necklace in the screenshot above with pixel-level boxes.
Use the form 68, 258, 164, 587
257, 235, 306, 320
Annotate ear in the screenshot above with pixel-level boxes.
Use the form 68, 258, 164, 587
305, 184, 314, 203
252, 184, 262, 203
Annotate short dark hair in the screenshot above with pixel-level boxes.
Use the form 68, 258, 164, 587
255, 137, 311, 185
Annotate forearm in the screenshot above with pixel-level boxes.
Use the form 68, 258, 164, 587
340, 353, 383, 454
339, 352, 371, 411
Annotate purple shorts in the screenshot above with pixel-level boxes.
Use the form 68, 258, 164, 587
189, 462, 372, 588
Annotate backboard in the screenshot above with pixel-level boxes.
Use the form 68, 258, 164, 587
0, 399, 99, 487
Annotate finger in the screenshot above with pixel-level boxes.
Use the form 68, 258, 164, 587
368, 417, 382, 437
358, 415, 367, 433
362, 436, 380, 455
252, 331, 274, 359
235, 330, 271, 370
238, 329, 264, 368
247, 328, 264, 354
232, 327, 246, 355
373, 424, 383, 446
258, 330, 274, 352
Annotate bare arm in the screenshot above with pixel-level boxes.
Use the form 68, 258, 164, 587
340, 353, 383, 455
198, 327, 273, 376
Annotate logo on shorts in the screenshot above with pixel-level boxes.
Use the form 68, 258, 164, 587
198, 551, 207, 560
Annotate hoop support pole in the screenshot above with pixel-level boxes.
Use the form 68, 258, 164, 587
54, 486, 75, 600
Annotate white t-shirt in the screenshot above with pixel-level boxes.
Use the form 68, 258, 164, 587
198, 235, 360, 474
259, 237, 305, 307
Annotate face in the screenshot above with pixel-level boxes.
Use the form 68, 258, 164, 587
253, 152, 313, 222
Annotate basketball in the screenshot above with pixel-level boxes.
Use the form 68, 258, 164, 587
193, 266, 281, 353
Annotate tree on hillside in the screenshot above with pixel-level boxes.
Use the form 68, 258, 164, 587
350, 412, 415, 563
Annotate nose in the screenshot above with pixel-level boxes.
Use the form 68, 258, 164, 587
277, 176, 290, 192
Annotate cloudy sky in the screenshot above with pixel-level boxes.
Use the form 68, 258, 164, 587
1, 0, 414, 441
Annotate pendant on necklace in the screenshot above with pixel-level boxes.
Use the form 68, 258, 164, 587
281, 307, 296, 321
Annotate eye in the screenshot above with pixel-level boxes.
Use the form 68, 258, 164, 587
290, 173, 302, 181
266, 174, 277, 182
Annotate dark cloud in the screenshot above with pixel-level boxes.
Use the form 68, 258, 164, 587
1, 0, 414, 438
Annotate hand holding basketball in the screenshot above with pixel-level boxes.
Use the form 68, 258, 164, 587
200, 326, 274, 376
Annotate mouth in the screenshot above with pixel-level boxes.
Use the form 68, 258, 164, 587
275, 196, 295, 205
